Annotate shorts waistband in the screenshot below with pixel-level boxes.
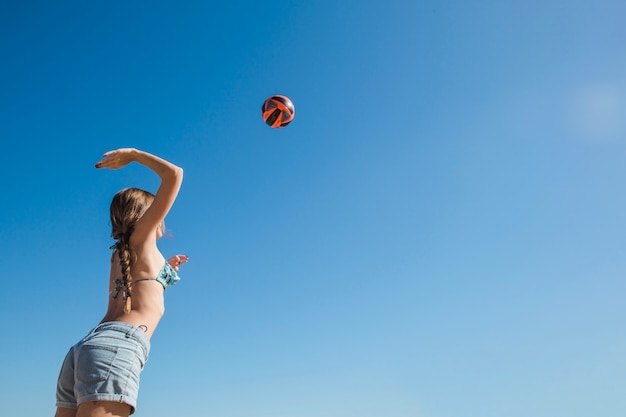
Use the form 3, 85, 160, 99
88, 322, 150, 354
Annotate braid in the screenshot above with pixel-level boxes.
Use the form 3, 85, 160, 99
118, 234, 134, 313
110, 230, 135, 313
109, 187, 155, 313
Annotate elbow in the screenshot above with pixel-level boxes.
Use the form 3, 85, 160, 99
172, 166, 184, 183
162, 165, 183, 187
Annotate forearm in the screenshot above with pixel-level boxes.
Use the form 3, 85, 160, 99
132, 149, 183, 182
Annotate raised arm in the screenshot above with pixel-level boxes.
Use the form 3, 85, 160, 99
95, 148, 183, 243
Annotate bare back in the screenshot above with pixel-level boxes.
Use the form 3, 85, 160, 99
101, 244, 169, 339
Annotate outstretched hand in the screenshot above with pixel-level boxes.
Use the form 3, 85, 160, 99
168, 254, 189, 271
95, 148, 137, 170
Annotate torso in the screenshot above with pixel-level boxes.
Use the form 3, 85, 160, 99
101, 249, 168, 339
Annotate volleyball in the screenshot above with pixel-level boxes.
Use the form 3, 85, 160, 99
261, 95, 295, 128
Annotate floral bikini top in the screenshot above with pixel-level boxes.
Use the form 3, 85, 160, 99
136, 262, 181, 288
112, 261, 180, 300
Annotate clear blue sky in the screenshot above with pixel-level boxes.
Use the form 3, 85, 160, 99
1, 1, 626, 416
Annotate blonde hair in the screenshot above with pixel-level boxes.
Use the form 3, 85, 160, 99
109, 187, 155, 313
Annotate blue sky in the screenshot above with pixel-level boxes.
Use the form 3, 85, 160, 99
1, 1, 626, 416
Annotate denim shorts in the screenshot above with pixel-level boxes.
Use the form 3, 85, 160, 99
56, 322, 151, 414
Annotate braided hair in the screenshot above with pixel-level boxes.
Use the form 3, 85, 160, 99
109, 187, 155, 313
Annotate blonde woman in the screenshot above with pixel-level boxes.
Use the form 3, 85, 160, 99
55, 148, 188, 417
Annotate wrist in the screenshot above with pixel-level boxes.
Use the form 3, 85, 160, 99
130, 148, 144, 162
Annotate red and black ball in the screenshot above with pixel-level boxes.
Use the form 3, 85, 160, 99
261, 95, 295, 128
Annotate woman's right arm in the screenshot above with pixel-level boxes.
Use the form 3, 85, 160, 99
96, 148, 183, 241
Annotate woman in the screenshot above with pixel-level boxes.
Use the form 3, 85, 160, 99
55, 148, 187, 417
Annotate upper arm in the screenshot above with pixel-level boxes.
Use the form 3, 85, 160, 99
131, 166, 183, 244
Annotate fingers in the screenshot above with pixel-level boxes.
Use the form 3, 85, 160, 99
95, 149, 132, 169
95, 158, 119, 169
175, 255, 189, 265
95, 150, 117, 169
168, 255, 189, 271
